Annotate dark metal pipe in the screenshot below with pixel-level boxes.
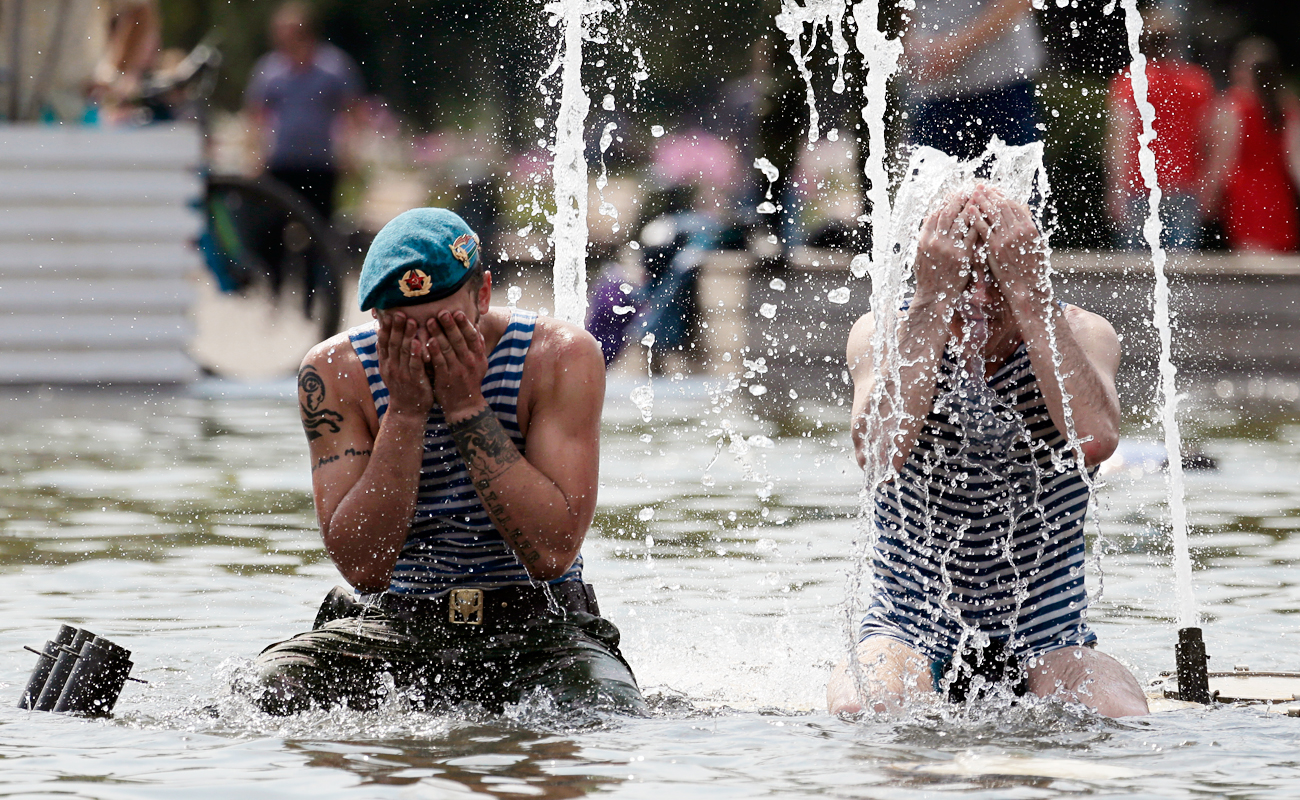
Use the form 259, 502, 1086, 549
33, 628, 95, 711
53, 637, 133, 717
1176, 626, 1212, 704
18, 624, 78, 709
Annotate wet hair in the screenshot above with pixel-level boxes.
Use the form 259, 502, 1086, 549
465, 263, 485, 291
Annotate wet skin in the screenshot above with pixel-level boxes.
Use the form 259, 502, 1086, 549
832, 187, 1147, 718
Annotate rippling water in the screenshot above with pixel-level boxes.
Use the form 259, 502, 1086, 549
2, 379, 1299, 798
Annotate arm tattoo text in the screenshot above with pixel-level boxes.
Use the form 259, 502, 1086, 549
299, 365, 344, 440
312, 447, 371, 473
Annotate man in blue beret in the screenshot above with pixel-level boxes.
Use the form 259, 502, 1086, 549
248, 207, 646, 715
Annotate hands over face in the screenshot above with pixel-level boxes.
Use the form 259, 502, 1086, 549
915, 186, 1048, 314
914, 191, 981, 309
967, 186, 1049, 308
425, 310, 489, 423
376, 312, 435, 416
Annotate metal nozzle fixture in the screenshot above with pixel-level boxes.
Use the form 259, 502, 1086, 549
19, 627, 135, 717
1176, 626, 1212, 704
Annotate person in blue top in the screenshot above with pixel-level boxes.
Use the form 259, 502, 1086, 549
244, 2, 362, 220
828, 186, 1148, 717
249, 208, 645, 715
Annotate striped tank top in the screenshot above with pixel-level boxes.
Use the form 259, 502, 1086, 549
347, 308, 583, 595
860, 341, 1097, 660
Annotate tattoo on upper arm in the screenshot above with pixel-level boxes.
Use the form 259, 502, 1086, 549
448, 407, 522, 481
299, 366, 344, 441
311, 447, 371, 473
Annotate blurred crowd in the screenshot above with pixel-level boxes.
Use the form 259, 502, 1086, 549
2, 0, 1298, 266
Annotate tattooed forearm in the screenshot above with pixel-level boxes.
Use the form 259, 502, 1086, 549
476, 482, 542, 566
299, 365, 344, 441
449, 407, 522, 481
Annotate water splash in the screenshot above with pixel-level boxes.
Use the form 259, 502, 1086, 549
1120, 0, 1195, 628
631, 333, 656, 422
849, 0, 904, 280
545, 0, 606, 325
775, 0, 850, 143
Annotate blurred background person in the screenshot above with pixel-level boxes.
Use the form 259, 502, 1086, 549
0, 0, 158, 123
90, 0, 161, 122
244, 1, 362, 222
902, 0, 1044, 160
1106, 7, 1213, 251
1200, 36, 1300, 253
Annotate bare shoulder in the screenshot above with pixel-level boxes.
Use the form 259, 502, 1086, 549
1063, 304, 1118, 343
300, 331, 366, 389
527, 314, 606, 386
1063, 304, 1121, 368
298, 330, 374, 422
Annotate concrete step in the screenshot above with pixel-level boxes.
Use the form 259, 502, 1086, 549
0, 205, 203, 242
0, 278, 194, 312
0, 314, 192, 348
0, 169, 201, 205
0, 349, 200, 383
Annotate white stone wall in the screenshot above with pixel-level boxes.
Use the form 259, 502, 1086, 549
0, 124, 202, 384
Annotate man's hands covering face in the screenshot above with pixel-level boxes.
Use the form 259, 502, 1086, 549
915, 185, 1048, 314
968, 186, 1050, 312
914, 191, 981, 309
376, 312, 435, 416
375, 309, 489, 422
425, 310, 490, 423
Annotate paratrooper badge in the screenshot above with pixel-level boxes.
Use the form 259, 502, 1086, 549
399, 268, 432, 297
450, 232, 480, 269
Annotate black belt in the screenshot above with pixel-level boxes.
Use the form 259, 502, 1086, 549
314, 583, 601, 630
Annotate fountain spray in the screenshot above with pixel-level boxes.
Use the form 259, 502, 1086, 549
1119, 0, 1208, 703
547, 0, 598, 325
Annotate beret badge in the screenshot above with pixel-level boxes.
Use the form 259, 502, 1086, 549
450, 232, 480, 269
399, 268, 432, 298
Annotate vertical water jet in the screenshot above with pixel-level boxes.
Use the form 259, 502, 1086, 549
548, 0, 595, 325
1119, 0, 1197, 630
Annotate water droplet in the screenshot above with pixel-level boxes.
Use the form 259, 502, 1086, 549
603, 94, 616, 111
759, 303, 777, 319
640, 333, 655, 348
756, 201, 777, 215
827, 287, 851, 304
619, 282, 633, 295
506, 286, 522, 306
613, 305, 635, 315
769, 278, 787, 291
850, 254, 870, 278
827, 128, 839, 141
630, 384, 654, 422
753, 157, 780, 183
638, 507, 655, 522
749, 384, 768, 396
650, 125, 665, 137
639, 433, 652, 443
701, 474, 716, 487
788, 389, 798, 399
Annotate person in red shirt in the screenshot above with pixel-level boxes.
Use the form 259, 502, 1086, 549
1106, 10, 1214, 251
1201, 37, 1300, 253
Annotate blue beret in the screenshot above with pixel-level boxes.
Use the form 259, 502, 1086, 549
358, 208, 482, 311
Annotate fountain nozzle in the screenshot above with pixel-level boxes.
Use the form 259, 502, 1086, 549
1176, 626, 1212, 704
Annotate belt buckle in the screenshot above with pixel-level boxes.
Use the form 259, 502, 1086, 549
448, 588, 485, 625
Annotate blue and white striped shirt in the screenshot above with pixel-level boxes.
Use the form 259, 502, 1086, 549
347, 308, 583, 594
860, 342, 1097, 659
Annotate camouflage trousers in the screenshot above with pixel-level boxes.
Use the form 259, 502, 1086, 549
249, 599, 646, 716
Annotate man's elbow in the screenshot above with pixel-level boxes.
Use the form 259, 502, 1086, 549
1080, 427, 1119, 467
527, 550, 580, 583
